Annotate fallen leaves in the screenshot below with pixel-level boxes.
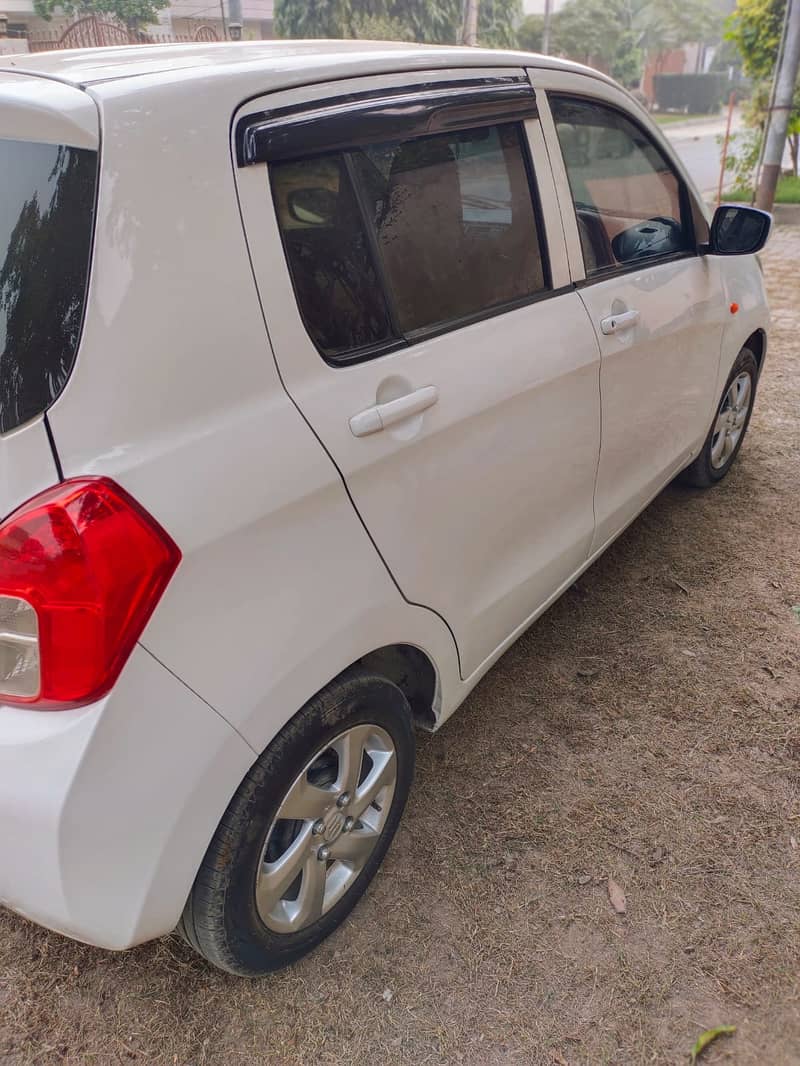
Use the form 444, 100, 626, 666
607, 877, 626, 914
690, 1024, 736, 1063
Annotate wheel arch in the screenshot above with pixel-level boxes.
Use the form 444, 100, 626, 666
353, 643, 439, 731
744, 328, 766, 373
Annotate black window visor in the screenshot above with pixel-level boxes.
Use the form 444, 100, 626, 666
236, 76, 538, 166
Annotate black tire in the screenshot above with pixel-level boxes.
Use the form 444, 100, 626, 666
680, 347, 759, 488
178, 670, 415, 976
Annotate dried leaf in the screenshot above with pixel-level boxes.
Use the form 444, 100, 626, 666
577, 668, 599, 679
577, 874, 592, 885
791, 835, 797, 851
608, 877, 626, 914
382, 987, 394, 1003
681, 649, 697, 658
791, 606, 800, 622
668, 577, 690, 595
690, 1024, 736, 1063
550, 1051, 570, 1066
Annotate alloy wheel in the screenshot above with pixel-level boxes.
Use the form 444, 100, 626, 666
255, 724, 397, 933
710, 371, 753, 470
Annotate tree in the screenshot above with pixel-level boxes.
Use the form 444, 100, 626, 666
275, 0, 518, 47
33, 0, 169, 31
548, 0, 720, 86
517, 13, 543, 52
725, 0, 799, 180
477, 0, 521, 48
275, 0, 354, 39
726, 0, 786, 79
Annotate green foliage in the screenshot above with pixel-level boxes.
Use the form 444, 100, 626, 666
721, 20, 800, 185
275, 0, 354, 39
547, 0, 720, 84
351, 12, 413, 41
33, 0, 168, 28
726, 0, 786, 80
477, 0, 522, 48
723, 125, 763, 189
276, 0, 518, 46
516, 13, 543, 52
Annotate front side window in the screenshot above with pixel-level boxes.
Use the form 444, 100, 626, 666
270, 122, 548, 361
0, 139, 97, 433
549, 96, 690, 276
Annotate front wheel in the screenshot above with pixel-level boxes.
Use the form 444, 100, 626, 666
178, 671, 415, 975
681, 347, 759, 488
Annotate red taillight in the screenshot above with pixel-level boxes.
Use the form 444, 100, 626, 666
0, 478, 181, 709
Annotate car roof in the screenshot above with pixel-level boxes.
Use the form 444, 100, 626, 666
0, 40, 611, 91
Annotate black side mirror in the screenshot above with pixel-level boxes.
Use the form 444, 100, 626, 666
708, 204, 772, 256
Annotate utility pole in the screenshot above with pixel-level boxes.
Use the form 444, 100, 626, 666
228, 0, 243, 39
542, 0, 553, 55
461, 0, 478, 47
756, 0, 800, 211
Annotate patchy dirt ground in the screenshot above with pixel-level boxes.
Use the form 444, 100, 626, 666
2, 230, 799, 1066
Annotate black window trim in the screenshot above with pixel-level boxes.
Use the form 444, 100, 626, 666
268, 116, 556, 368
238, 76, 537, 167
546, 91, 701, 286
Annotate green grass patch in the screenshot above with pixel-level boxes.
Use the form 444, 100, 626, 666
653, 112, 717, 126
724, 175, 800, 204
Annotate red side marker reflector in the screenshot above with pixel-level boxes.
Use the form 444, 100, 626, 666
730, 302, 740, 315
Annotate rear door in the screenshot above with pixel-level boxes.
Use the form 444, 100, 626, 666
0, 75, 98, 512
235, 70, 602, 678
535, 73, 727, 552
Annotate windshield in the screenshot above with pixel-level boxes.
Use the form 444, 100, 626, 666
0, 138, 97, 433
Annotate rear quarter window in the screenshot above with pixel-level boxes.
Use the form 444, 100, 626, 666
0, 139, 97, 433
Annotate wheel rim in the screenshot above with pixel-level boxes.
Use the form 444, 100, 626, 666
255, 724, 397, 934
710, 371, 752, 470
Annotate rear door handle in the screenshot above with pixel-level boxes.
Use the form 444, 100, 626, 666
349, 385, 439, 438
600, 309, 640, 335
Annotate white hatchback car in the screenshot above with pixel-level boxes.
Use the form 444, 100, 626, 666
0, 41, 770, 975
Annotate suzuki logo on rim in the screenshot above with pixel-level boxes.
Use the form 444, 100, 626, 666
321, 808, 346, 843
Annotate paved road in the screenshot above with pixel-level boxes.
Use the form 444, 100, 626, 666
662, 114, 741, 197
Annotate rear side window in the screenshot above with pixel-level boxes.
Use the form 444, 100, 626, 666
549, 96, 690, 276
0, 139, 97, 433
270, 122, 547, 361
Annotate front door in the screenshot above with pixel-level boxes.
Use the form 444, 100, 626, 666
235, 71, 602, 677
540, 86, 727, 552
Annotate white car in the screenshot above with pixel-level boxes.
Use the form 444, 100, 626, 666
0, 41, 770, 976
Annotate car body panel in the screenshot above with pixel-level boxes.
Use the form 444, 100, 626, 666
0, 645, 255, 949
235, 73, 602, 677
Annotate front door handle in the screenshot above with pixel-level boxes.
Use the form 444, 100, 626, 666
600, 309, 640, 335
349, 385, 439, 438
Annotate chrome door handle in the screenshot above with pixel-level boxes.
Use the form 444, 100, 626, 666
600, 309, 640, 335
349, 385, 439, 438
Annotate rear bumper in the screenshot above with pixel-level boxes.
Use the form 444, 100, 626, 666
0, 645, 254, 950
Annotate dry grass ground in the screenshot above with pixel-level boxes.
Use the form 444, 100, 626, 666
2, 231, 799, 1066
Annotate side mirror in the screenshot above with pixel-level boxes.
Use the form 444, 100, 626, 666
708, 204, 772, 256
287, 187, 337, 226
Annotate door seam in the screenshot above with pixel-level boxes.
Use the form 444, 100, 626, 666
228, 146, 465, 679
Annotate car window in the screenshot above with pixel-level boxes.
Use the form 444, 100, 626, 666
270, 122, 547, 360
549, 96, 690, 276
0, 139, 97, 433
271, 154, 395, 359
